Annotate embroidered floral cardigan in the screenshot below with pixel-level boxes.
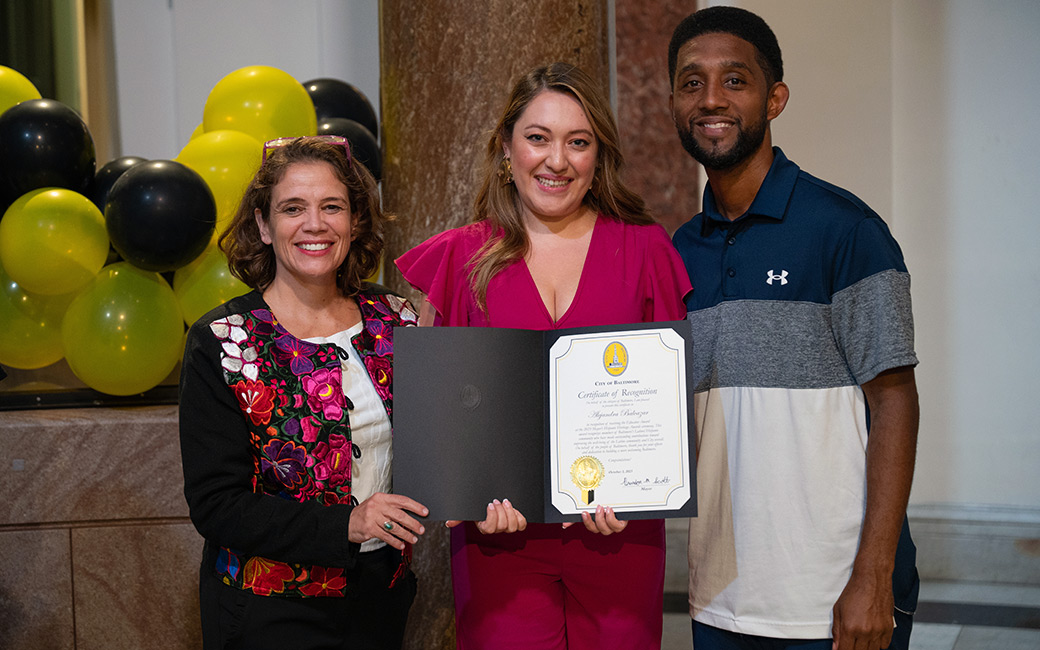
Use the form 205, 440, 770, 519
179, 285, 417, 597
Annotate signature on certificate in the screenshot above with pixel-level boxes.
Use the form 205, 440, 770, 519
621, 476, 672, 487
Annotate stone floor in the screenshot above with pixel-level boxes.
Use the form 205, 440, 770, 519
661, 580, 1040, 650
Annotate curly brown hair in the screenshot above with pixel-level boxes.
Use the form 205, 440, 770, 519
469, 63, 653, 310
220, 136, 388, 297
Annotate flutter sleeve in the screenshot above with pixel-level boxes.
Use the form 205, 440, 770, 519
642, 224, 693, 321
395, 224, 486, 326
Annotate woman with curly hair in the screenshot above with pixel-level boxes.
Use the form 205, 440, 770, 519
180, 135, 427, 649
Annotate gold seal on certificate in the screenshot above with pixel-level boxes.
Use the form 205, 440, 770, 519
570, 455, 605, 504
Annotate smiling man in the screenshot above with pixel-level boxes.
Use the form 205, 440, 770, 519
668, 7, 920, 650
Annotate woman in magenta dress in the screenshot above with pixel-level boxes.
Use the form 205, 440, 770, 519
396, 63, 691, 649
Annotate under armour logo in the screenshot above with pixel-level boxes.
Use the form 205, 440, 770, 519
766, 269, 789, 285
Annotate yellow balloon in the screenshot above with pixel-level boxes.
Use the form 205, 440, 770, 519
172, 247, 208, 293
0, 65, 42, 115
366, 256, 383, 284
202, 65, 317, 143
189, 122, 205, 140
0, 263, 74, 369
61, 262, 184, 395
176, 129, 261, 223
212, 214, 235, 248
174, 246, 249, 326
0, 188, 109, 295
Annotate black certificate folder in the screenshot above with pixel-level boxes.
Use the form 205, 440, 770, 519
393, 320, 695, 523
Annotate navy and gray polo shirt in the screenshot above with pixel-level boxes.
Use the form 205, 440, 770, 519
673, 147, 919, 638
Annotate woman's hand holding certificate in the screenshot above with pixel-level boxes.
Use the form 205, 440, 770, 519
446, 498, 528, 534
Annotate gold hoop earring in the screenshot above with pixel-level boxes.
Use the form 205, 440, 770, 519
498, 157, 513, 184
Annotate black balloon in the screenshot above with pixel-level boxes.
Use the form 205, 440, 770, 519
91, 156, 148, 212
0, 99, 96, 205
304, 78, 379, 140
317, 118, 382, 183
104, 160, 216, 273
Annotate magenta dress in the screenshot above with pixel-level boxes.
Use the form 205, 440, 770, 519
396, 215, 692, 650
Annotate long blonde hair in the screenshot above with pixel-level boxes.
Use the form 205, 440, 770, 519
469, 62, 652, 310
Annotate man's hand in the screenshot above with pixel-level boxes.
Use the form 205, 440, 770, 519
832, 366, 918, 650
831, 568, 895, 650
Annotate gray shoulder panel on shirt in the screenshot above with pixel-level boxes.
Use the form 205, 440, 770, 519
688, 270, 917, 391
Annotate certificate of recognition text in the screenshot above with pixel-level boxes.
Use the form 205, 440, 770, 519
549, 327, 690, 515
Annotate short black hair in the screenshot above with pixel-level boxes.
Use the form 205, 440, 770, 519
668, 6, 784, 87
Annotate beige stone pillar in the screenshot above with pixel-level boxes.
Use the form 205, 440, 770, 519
379, 2, 609, 647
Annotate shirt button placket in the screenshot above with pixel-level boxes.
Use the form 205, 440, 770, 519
722, 233, 738, 297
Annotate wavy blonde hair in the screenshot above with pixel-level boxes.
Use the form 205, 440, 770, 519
469, 62, 653, 310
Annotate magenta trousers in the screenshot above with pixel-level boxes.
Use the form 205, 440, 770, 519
450, 519, 665, 650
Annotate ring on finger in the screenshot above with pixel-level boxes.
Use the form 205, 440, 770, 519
383, 521, 394, 531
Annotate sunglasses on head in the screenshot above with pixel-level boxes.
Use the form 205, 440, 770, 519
261, 135, 352, 166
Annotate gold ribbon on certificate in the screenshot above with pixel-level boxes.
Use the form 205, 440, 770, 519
570, 455, 605, 505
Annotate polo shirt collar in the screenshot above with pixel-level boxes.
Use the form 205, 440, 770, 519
701, 147, 800, 235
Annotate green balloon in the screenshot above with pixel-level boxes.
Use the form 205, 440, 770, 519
0, 188, 109, 295
0, 263, 74, 369
173, 245, 248, 325
61, 262, 184, 395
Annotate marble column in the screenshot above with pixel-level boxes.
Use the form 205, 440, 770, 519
380, 2, 609, 648
615, 0, 702, 235
380, 0, 610, 297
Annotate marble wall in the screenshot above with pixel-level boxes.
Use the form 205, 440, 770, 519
0, 406, 202, 649
615, 0, 702, 235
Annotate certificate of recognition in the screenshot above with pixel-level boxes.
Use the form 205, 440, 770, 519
393, 320, 695, 522
549, 328, 690, 516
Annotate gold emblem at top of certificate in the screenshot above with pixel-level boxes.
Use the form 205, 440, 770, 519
603, 342, 628, 376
